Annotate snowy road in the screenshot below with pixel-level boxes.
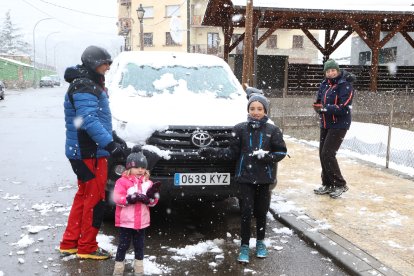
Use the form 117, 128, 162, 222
0, 87, 348, 275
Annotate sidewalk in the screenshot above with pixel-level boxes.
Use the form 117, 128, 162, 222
272, 139, 414, 276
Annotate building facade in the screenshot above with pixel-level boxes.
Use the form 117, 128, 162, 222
117, 0, 318, 64
351, 32, 414, 66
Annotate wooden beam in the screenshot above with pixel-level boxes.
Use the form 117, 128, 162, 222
330, 30, 353, 53
327, 30, 338, 48
242, 0, 254, 87
229, 33, 245, 52
346, 18, 375, 49
370, 19, 381, 92
401, 31, 414, 48
257, 17, 286, 47
302, 28, 326, 54
379, 17, 410, 48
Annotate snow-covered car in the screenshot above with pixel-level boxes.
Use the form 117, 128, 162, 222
39, 76, 54, 88
105, 51, 274, 206
0, 80, 5, 100
49, 74, 61, 86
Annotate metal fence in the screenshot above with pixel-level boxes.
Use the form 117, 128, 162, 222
269, 91, 414, 172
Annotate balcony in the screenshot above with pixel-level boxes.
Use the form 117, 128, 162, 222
190, 44, 222, 57
117, 18, 132, 36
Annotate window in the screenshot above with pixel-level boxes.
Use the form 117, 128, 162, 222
166, 5, 180, 17
143, 6, 154, 18
266, 35, 277, 49
292, 35, 304, 49
143, 33, 153, 46
166, 32, 179, 46
379, 47, 397, 63
358, 51, 371, 65
207, 32, 220, 54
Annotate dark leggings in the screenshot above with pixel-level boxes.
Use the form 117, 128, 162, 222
319, 128, 347, 187
115, 227, 145, 261
239, 183, 271, 245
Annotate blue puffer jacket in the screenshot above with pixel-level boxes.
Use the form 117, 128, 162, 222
64, 65, 113, 159
316, 70, 355, 130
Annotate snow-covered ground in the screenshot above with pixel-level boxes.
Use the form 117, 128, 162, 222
300, 121, 414, 177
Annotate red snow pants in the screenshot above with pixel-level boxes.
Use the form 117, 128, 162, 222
60, 158, 107, 254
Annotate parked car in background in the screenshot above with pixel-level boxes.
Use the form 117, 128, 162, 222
49, 75, 61, 86
0, 80, 5, 100
39, 76, 54, 88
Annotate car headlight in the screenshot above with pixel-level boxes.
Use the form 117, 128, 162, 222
114, 164, 126, 176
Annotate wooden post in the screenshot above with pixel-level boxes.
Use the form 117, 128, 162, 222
242, 0, 254, 88
370, 20, 381, 92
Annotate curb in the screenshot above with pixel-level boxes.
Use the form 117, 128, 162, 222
269, 208, 402, 276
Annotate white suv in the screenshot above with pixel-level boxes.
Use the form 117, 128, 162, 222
105, 51, 248, 203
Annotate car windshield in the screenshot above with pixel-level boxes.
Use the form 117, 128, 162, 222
118, 63, 239, 98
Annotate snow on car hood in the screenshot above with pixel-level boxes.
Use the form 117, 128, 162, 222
109, 86, 247, 144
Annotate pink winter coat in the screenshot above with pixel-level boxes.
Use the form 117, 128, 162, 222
113, 173, 158, 230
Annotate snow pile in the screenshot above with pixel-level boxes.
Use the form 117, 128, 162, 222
167, 239, 224, 261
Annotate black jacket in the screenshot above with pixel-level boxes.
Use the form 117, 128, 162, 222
218, 118, 287, 185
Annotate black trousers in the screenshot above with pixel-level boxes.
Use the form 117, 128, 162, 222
115, 227, 145, 262
239, 183, 271, 245
319, 128, 347, 187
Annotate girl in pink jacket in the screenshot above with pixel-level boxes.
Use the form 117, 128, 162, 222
112, 149, 160, 276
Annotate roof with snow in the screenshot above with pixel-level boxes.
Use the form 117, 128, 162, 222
203, 0, 414, 32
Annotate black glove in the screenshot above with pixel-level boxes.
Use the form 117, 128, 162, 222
126, 193, 139, 204
135, 193, 150, 205
255, 153, 273, 163
112, 131, 127, 149
105, 141, 126, 158
198, 147, 217, 158
146, 181, 161, 199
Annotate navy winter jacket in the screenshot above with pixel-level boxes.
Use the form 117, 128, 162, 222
316, 70, 355, 130
218, 117, 287, 185
64, 65, 113, 160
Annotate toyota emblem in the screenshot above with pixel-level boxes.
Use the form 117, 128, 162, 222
191, 131, 212, 147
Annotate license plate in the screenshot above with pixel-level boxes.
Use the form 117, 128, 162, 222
174, 173, 230, 186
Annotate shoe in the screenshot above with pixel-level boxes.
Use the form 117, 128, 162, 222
314, 185, 333, 195
256, 240, 268, 258
77, 248, 111, 260
329, 186, 349, 198
237, 244, 250, 263
59, 248, 78, 257
133, 259, 144, 276
113, 261, 125, 276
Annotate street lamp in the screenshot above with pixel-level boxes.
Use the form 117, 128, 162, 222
45, 32, 60, 68
32, 17, 53, 87
136, 4, 145, 51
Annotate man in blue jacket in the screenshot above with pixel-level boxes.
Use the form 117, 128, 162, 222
59, 46, 125, 260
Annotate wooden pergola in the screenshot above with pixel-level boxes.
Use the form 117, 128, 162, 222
202, 0, 414, 91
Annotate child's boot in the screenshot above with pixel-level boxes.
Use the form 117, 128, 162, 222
237, 244, 250, 263
133, 259, 144, 276
256, 240, 268, 258
112, 261, 124, 276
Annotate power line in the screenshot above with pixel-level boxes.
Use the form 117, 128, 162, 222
20, 0, 119, 36
37, 0, 116, 19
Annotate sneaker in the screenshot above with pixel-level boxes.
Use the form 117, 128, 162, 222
237, 244, 250, 263
77, 248, 111, 260
256, 240, 268, 258
314, 185, 333, 195
329, 186, 349, 198
59, 248, 78, 257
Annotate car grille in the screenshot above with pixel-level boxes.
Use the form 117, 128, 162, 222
147, 126, 233, 150
147, 126, 236, 177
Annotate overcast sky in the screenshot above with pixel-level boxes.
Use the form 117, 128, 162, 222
0, 0, 123, 75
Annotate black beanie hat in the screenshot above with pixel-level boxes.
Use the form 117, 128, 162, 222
246, 87, 270, 114
126, 147, 148, 169
81, 45, 112, 71
323, 59, 340, 72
